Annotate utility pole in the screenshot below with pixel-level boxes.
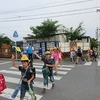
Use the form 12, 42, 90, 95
96, 9, 100, 57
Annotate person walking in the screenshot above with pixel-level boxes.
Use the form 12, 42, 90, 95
12, 54, 36, 100
27, 43, 34, 62
34, 51, 55, 93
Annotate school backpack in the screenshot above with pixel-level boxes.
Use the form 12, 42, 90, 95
29, 67, 36, 79
77, 49, 82, 54
0, 74, 6, 94
27, 46, 33, 54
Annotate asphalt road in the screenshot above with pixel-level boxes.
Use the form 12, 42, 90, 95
0, 59, 100, 100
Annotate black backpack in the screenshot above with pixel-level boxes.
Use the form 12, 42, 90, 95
29, 67, 36, 79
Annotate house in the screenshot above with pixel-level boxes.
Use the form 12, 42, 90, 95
23, 34, 91, 52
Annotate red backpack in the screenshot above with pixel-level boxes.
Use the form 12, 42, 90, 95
0, 74, 6, 94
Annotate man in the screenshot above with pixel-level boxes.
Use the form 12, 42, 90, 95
27, 43, 34, 63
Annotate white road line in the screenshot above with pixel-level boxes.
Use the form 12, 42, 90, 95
84, 62, 92, 65
1, 88, 42, 100
0, 70, 62, 80
0, 61, 11, 65
5, 76, 52, 89
58, 65, 75, 68
98, 61, 100, 66
33, 63, 75, 68
10, 67, 68, 75
25, 65, 72, 71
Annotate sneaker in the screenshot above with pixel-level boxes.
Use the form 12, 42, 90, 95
42, 88, 46, 93
52, 84, 55, 89
54, 72, 57, 76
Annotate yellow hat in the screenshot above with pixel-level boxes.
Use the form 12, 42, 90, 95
21, 54, 29, 61
45, 51, 51, 55
88, 48, 90, 50
53, 47, 57, 50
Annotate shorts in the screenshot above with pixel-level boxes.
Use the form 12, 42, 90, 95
20, 83, 33, 98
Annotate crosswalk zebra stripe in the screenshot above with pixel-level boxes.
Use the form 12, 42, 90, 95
5, 76, 52, 89
84, 62, 92, 65
26, 65, 71, 71
1, 88, 42, 100
0, 61, 11, 65
33, 63, 75, 68
58, 65, 75, 68
10, 67, 68, 75
98, 61, 100, 66
0, 70, 62, 80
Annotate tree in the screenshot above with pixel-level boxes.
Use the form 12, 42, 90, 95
30, 19, 60, 41
90, 38, 99, 49
65, 22, 85, 41
0, 34, 12, 45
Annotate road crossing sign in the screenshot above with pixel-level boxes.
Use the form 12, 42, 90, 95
13, 31, 18, 38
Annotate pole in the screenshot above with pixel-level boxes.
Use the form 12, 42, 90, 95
15, 41, 18, 60
96, 9, 100, 58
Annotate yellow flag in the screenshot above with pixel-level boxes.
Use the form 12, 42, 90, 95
14, 46, 21, 52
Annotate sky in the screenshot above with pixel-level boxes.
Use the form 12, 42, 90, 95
0, 0, 100, 41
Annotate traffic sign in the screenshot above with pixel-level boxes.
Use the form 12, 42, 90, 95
13, 31, 18, 38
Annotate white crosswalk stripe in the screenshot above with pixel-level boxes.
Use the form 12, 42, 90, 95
84, 62, 92, 65
0, 62, 74, 100
1, 88, 42, 100
0, 70, 62, 80
5, 76, 52, 89
10, 67, 68, 75
98, 60, 100, 66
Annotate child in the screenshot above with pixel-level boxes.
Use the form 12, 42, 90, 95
34, 51, 55, 93
12, 54, 36, 100
58, 47, 63, 67
52, 47, 59, 75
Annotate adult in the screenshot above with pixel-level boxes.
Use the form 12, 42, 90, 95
27, 43, 34, 62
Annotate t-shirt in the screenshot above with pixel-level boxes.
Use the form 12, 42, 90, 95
27, 46, 34, 54
18, 66, 35, 85
41, 56, 55, 69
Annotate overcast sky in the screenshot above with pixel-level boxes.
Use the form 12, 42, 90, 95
0, 0, 100, 41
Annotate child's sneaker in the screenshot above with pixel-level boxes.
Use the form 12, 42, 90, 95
52, 83, 55, 89
42, 88, 46, 93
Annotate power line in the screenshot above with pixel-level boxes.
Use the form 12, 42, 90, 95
0, 11, 95, 23
0, 6, 99, 20
0, 0, 94, 15
0, 0, 67, 13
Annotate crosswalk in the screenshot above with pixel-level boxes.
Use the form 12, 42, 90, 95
0, 62, 74, 100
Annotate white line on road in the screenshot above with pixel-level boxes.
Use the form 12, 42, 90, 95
0, 61, 11, 65
0, 70, 62, 80
98, 61, 100, 66
84, 62, 92, 65
10, 67, 68, 75
5, 76, 52, 89
1, 88, 42, 100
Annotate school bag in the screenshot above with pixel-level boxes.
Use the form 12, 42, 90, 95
0, 74, 6, 94
29, 67, 36, 79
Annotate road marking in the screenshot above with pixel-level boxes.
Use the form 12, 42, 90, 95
0, 61, 11, 65
84, 62, 92, 65
0, 70, 62, 80
5, 76, 52, 89
10, 67, 68, 75
33, 63, 75, 68
1, 88, 42, 100
58, 65, 75, 68
98, 61, 100, 66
